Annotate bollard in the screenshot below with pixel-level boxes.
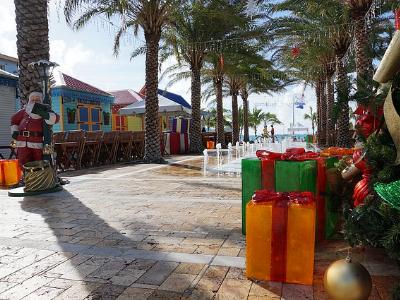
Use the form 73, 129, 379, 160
236, 142, 240, 158
203, 149, 208, 175
216, 143, 221, 165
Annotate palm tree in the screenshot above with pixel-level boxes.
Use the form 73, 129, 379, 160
343, 0, 373, 85
64, 0, 179, 163
249, 107, 265, 137
14, 0, 49, 103
161, 1, 237, 153
264, 112, 282, 126
225, 74, 241, 145
304, 106, 317, 136
238, 105, 244, 138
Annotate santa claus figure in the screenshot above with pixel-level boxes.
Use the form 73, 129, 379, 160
10, 92, 59, 167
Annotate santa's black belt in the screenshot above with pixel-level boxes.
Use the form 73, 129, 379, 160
19, 131, 43, 138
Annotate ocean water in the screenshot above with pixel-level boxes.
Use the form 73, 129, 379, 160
246, 134, 309, 142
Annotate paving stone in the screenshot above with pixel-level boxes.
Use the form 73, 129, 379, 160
116, 287, 153, 300
86, 258, 132, 280
281, 283, 313, 300
111, 269, 146, 286
125, 259, 157, 271
181, 288, 215, 300
85, 283, 126, 299
217, 247, 241, 256
215, 278, 252, 300
249, 282, 282, 298
0, 275, 53, 299
225, 267, 246, 280
55, 282, 101, 300
46, 278, 76, 290
196, 276, 225, 293
175, 263, 205, 275
203, 266, 229, 279
194, 245, 220, 255
23, 286, 65, 299
4, 252, 75, 283
147, 289, 182, 300
159, 273, 197, 292
136, 261, 178, 286
0, 281, 19, 294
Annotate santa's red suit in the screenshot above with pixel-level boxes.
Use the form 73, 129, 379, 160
10, 92, 60, 167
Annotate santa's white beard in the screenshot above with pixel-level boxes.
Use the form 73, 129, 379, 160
25, 101, 42, 119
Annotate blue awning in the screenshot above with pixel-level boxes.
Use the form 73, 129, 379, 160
157, 89, 191, 109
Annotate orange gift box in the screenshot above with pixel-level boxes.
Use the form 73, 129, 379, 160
320, 147, 354, 157
0, 159, 22, 187
207, 141, 215, 149
246, 191, 316, 285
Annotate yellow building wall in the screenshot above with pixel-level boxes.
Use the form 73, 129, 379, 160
127, 116, 143, 131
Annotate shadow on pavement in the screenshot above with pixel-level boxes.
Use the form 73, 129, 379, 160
20, 189, 215, 299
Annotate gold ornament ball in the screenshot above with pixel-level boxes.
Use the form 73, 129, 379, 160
324, 258, 372, 300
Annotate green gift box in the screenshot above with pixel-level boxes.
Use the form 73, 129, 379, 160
324, 157, 340, 239
241, 158, 262, 234
275, 160, 317, 194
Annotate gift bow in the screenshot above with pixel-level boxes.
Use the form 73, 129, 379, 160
252, 190, 314, 205
256, 148, 319, 161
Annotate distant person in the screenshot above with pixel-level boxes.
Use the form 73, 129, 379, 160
202, 127, 206, 132
271, 125, 275, 143
262, 126, 270, 140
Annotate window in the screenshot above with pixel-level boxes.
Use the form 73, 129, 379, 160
77, 103, 102, 131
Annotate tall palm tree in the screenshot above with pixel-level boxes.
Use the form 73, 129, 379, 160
64, 0, 179, 163
14, 0, 49, 103
223, 73, 241, 145
304, 106, 317, 136
161, 1, 238, 153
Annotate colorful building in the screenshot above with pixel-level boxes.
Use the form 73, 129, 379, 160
0, 69, 18, 151
109, 89, 143, 131
0, 53, 18, 75
51, 71, 114, 132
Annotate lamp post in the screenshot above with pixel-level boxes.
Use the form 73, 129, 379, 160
28, 60, 58, 162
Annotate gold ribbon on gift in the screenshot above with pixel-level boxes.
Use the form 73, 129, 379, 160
373, 31, 400, 84
23, 160, 57, 192
384, 88, 400, 165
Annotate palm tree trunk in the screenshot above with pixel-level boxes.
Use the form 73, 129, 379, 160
215, 77, 225, 147
189, 66, 203, 153
319, 79, 327, 147
242, 93, 249, 142
316, 83, 321, 145
336, 57, 351, 147
321, 77, 327, 147
15, 0, 49, 103
144, 33, 162, 162
326, 75, 335, 146
231, 93, 239, 144
354, 16, 372, 89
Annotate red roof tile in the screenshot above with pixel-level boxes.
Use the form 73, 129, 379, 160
109, 89, 143, 105
62, 73, 111, 96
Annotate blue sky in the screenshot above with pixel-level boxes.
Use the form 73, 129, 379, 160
0, 0, 317, 136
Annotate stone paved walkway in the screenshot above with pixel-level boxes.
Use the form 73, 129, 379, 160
0, 155, 398, 299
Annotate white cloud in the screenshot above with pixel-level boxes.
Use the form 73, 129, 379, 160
0, 2, 16, 35
0, 37, 17, 57
50, 40, 92, 75
0, 0, 17, 57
